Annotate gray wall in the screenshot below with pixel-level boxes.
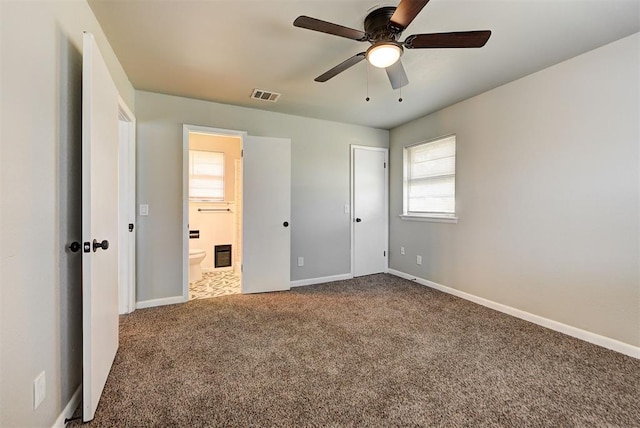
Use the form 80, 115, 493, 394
135, 91, 388, 302
389, 33, 639, 347
0, 1, 134, 426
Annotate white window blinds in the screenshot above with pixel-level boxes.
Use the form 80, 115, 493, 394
406, 135, 456, 214
189, 150, 224, 201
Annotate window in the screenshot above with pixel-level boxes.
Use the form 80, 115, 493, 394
402, 135, 457, 221
189, 150, 224, 201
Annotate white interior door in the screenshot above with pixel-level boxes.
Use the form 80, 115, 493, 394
82, 32, 120, 422
352, 146, 388, 277
242, 136, 291, 293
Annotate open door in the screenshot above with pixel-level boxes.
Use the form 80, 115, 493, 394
82, 32, 120, 422
242, 136, 291, 293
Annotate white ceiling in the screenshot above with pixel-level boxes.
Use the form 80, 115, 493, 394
89, 0, 640, 130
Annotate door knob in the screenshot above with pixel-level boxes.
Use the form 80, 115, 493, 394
283, 221, 289, 227
68, 242, 81, 253
92, 239, 109, 252
355, 218, 362, 222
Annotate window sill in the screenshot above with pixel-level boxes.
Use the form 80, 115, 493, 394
399, 214, 458, 224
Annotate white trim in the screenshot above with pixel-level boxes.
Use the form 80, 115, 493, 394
402, 134, 457, 218
350, 145, 389, 277
291, 273, 353, 288
135, 295, 186, 309
404, 133, 457, 149
118, 96, 136, 314
182, 125, 247, 303
399, 214, 458, 223
388, 269, 640, 359
51, 386, 81, 428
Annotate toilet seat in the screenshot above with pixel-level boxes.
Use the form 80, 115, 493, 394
189, 249, 206, 258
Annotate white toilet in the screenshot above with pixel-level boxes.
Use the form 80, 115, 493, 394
189, 249, 206, 283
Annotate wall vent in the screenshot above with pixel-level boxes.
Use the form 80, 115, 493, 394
251, 89, 281, 103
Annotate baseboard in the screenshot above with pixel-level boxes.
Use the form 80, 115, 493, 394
52, 385, 81, 428
387, 269, 640, 359
291, 273, 353, 288
136, 295, 185, 309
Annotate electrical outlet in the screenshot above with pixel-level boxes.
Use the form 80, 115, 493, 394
400, 247, 405, 255
416, 255, 422, 265
34, 371, 46, 409
297, 257, 304, 267
139, 204, 149, 216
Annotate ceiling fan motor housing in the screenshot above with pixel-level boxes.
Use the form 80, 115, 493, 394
364, 7, 402, 43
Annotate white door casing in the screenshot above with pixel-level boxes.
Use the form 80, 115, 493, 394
82, 32, 120, 422
242, 136, 291, 293
351, 146, 388, 277
234, 158, 243, 275
118, 104, 136, 314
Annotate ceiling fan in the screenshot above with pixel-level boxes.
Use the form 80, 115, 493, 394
293, 0, 492, 90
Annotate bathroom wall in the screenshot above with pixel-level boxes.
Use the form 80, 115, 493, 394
188, 133, 241, 202
189, 202, 235, 270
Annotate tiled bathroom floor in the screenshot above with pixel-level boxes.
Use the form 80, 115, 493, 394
189, 270, 241, 300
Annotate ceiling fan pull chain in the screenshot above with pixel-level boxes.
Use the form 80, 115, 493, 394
365, 62, 370, 102
398, 86, 403, 102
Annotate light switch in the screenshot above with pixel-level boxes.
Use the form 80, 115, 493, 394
139, 204, 149, 216
34, 371, 46, 409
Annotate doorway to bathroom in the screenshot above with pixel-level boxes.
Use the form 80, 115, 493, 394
186, 130, 243, 299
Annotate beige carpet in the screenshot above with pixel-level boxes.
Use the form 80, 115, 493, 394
72, 274, 639, 427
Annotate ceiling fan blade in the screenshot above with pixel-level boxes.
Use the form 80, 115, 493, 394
386, 60, 409, 89
294, 16, 367, 41
315, 53, 366, 82
404, 31, 492, 49
389, 0, 430, 32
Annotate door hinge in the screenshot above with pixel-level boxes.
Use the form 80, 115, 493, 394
241, 264, 243, 273
384, 162, 386, 168
241, 149, 243, 157
384, 250, 386, 257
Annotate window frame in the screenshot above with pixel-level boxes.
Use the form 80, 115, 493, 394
401, 134, 458, 223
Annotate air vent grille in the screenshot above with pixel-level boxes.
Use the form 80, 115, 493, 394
251, 89, 281, 103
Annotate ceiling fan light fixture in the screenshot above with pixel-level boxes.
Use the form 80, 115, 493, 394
366, 42, 402, 68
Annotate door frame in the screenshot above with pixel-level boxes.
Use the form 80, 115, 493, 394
350, 145, 389, 277
118, 97, 136, 314
181, 124, 247, 301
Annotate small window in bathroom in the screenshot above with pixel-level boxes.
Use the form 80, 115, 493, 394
189, 150, 224, 201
